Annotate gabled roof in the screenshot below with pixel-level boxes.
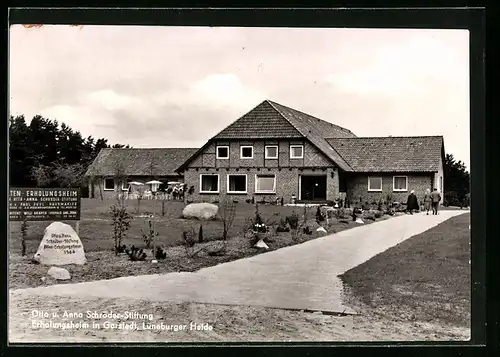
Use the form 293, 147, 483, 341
85, 148, 198, 177
327, 136, 444, 172
212, 100, 303, 139
178, 100, 357, 172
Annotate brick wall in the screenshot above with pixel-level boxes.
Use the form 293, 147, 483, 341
183, 167, 340, 203
189, 139, 332, 169
346, 173, 434, 204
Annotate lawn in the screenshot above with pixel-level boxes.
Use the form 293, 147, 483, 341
339, 212, 470, 327
9, 198, 392, 289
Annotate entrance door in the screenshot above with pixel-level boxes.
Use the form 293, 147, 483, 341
300, 175, 327, 201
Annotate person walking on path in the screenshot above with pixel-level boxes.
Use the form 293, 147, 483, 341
430, 188, 442, 215
406, 190, 419, 215
423, 188, 432, 215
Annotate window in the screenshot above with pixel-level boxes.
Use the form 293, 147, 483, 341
200, 174, 219, 193
265, 145, 278, 159
393, 176, 408, 192
439, 176, 443, 193
216, 146, 229, 159
255, 174, 276, 193
290, 145, 304, 159
368, 177, 382, 192
227, 174, 247, 194
104, 178, 115, 191
240, 146, 253, 159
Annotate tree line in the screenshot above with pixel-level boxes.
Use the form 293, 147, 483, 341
443, 153, 470, 207
9, 114, 130, 193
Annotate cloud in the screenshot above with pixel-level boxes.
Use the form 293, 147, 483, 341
9, 26, 470, 168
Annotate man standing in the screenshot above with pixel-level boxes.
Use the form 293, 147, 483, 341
430, 188, 442, 215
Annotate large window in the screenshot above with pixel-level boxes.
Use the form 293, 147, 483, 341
240, 146, 253, 159
393, 176, 408, 192
216, 146, 229, 159
255, 174, 276, 194
104, 178, 115, 191
368, 177, 382, 192
290, 145, 304, 159
200, 174, 219, 193
265, 145, 278, 159
227, 174, 247, 194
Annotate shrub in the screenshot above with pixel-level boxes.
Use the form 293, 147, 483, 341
125, 245, 147, 261
188, 186, 195, 195
219, 196, 236, 241
335, 208, 347, 219
182, 228, 203, 257
155, 247, 167, 260
374, 210, 383, 219
276, 217, 290, 232
444, 191, 462, 207
141, 218, 159, 249
110, 200, 133, 255
246, 198, 252, 204
286, 211, 300, 229
315, 206, 325, 223
116, 244, 127, 254
302, 226, 313, 235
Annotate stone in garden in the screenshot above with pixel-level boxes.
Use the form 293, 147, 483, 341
47, 266, 71, 280
316, 227, 327, 234
182, 203, 219, 220
254, 239, 269, 249
355, 217, 364, 224
33, 222, 86, 266
152, 260, 158, 264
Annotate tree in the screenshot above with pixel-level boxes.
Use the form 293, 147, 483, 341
9, 113, 131, 189
9, 115, 34, 186
443, 154, 470, 206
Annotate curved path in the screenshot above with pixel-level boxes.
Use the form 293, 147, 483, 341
10, 211, 467, 314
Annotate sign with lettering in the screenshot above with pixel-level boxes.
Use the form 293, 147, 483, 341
33, 222, 86, 265
9, 188, 81, 221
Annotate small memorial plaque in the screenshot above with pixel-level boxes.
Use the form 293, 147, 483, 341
33, 222, 86, 265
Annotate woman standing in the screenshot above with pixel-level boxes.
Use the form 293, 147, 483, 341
423, 188, 432, 215
406, 190, 419, 214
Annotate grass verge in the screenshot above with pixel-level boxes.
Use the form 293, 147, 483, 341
339, 212, 470, 327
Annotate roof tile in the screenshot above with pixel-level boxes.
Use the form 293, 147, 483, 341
327, 136, 444, 172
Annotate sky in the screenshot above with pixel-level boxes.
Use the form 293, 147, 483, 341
9, 25, 470, 169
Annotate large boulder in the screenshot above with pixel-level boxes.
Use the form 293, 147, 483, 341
47, 266, 71, 280
182, 203, 219, 220
33, 222, 86, 266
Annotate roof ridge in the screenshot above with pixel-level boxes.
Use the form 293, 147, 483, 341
328, 135, 443, 140
265, 100, 307, 138
266, 99, 354, 135
267, 100, 354, 171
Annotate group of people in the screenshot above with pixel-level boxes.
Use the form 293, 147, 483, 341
406, 188, 442, 215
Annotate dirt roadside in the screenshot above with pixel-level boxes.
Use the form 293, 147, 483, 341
9, 294, 470, 343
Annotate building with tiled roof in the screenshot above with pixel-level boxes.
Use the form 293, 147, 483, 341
85, 148, 197, 199
176, 100, 444, 203
86, 100, 444, 203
